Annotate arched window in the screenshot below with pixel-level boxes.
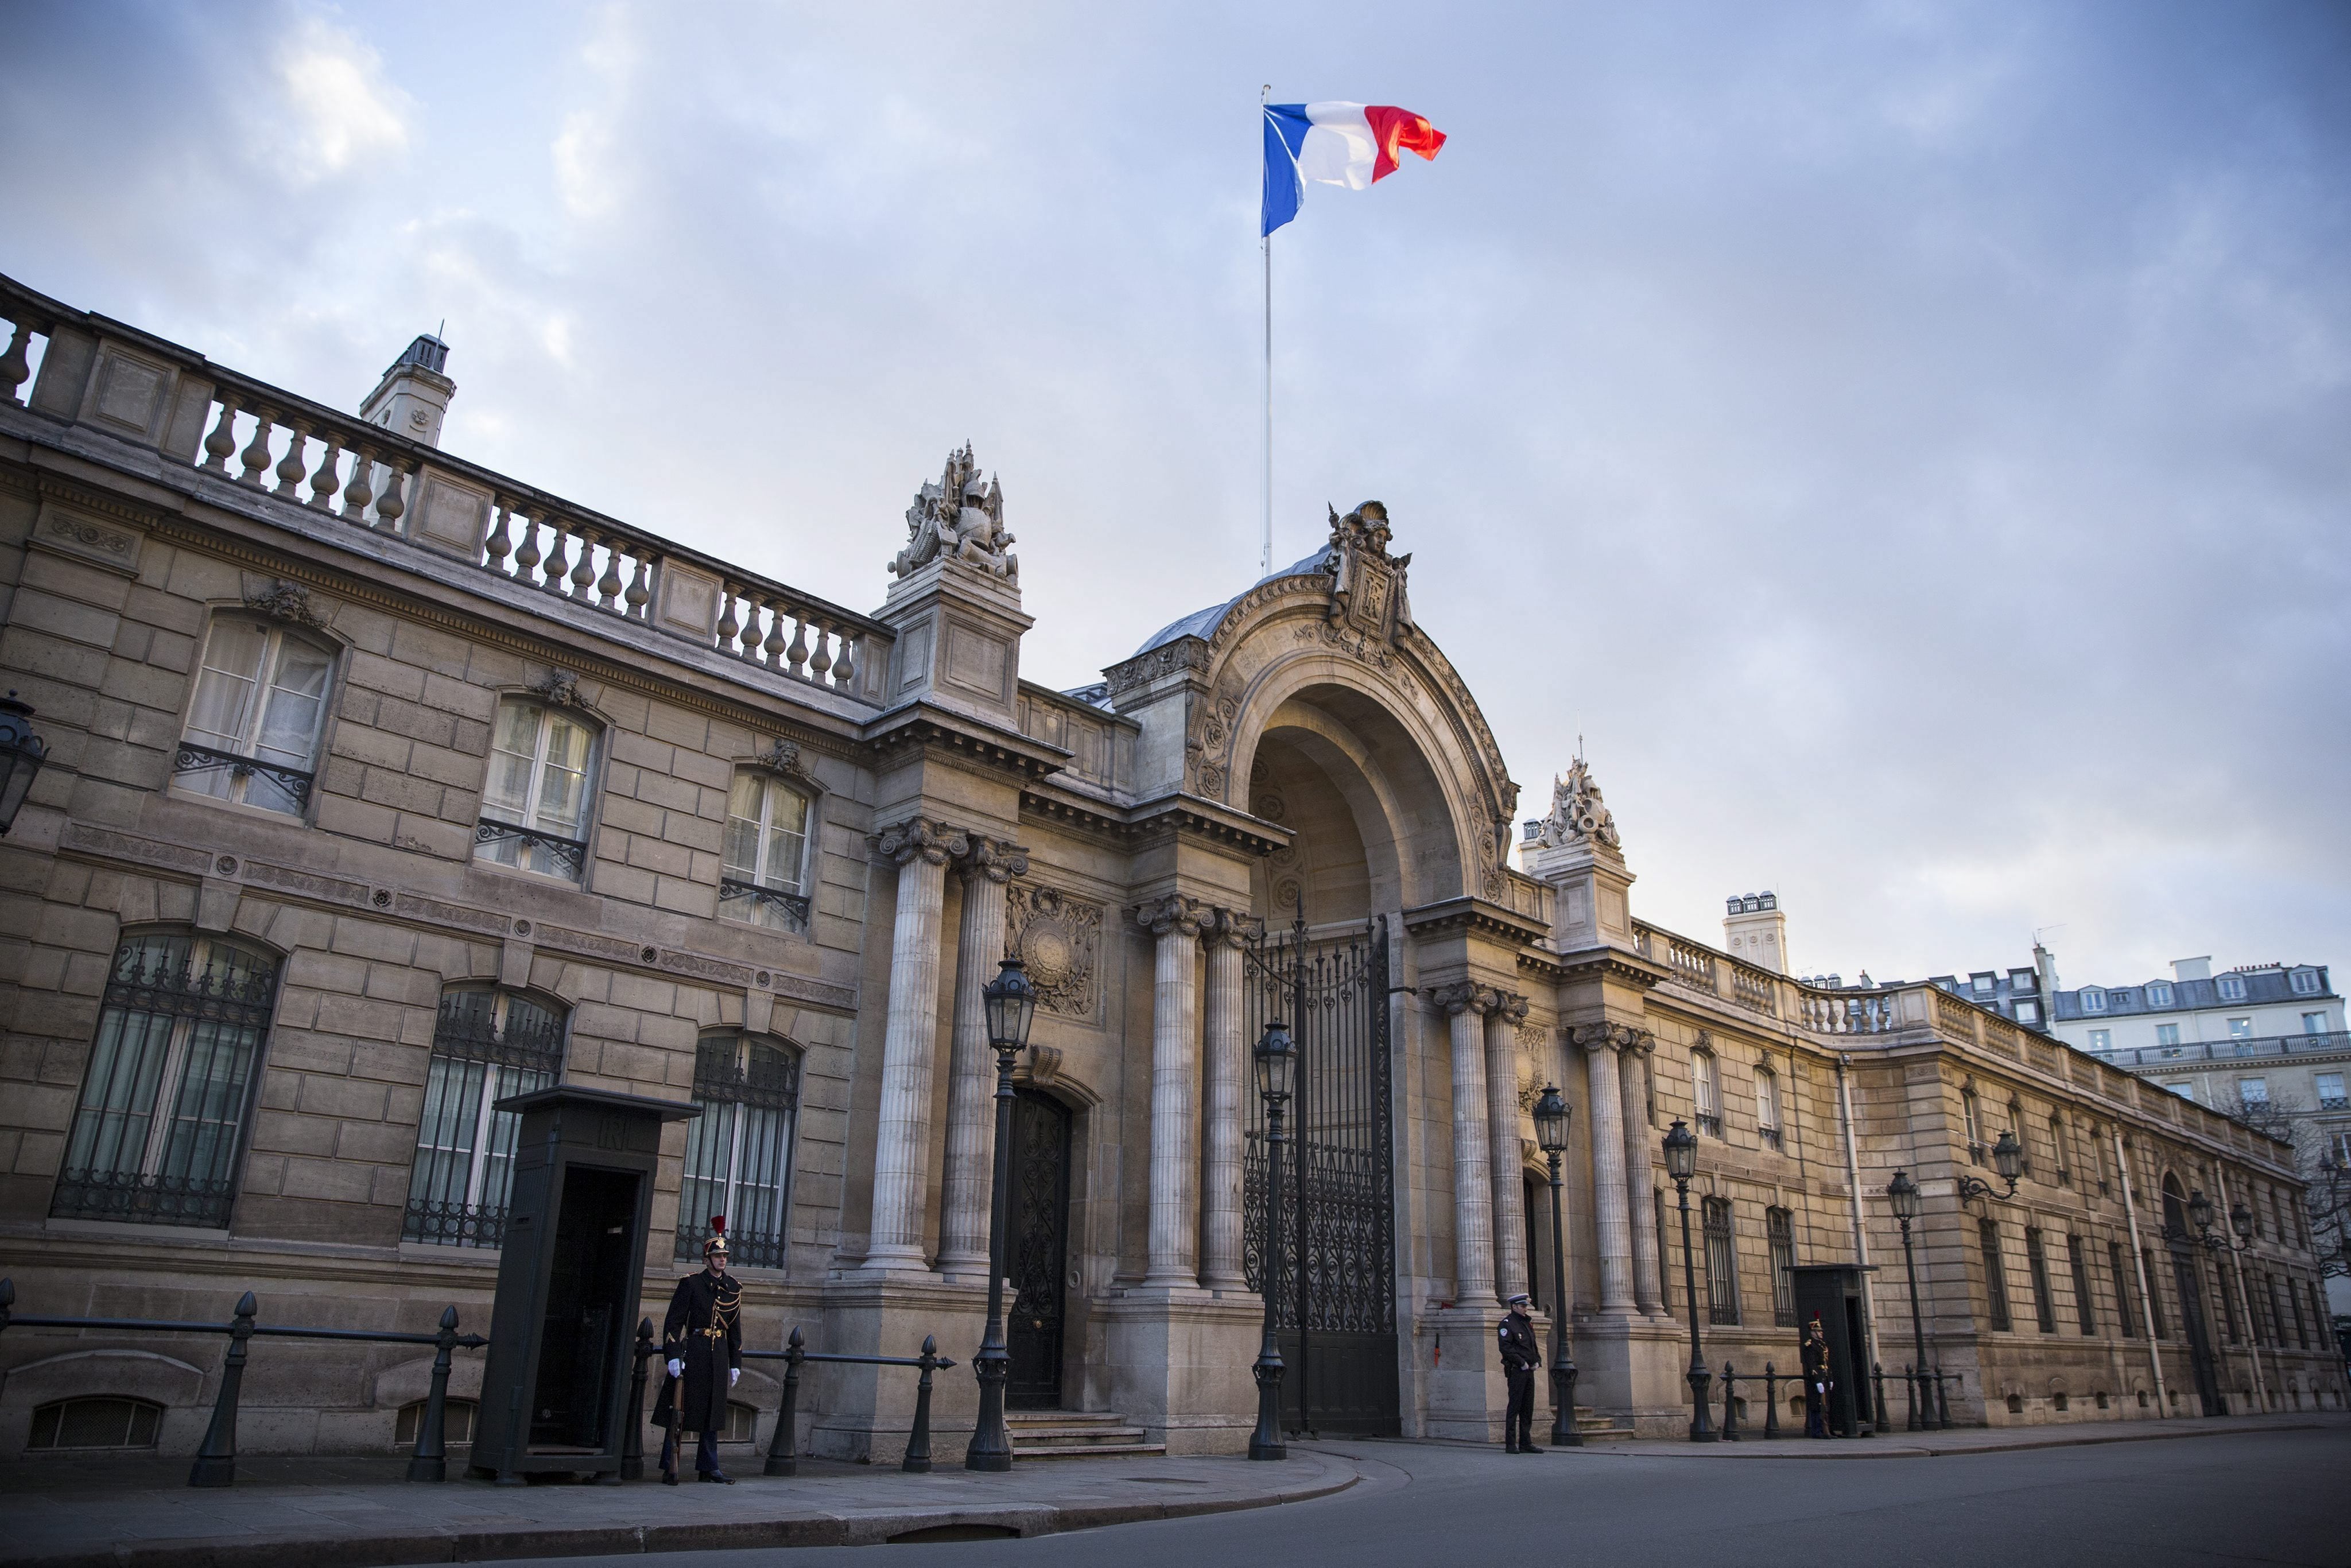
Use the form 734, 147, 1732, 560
1979, 1217, 2014, 1331
53, 930, 281, 1229
402, 988, 567, 1247
1692, 1050, 1721, 1136
173, 615, 335, 816
1753, 1064, 1782, 1150
1702, 1196, 1740, 1325
1767, 1206, 1797, 1326
719, 769, 813, 932
27, 1396, 163, 1451
475, 697, 598, 882
677, 1032, 801, 1270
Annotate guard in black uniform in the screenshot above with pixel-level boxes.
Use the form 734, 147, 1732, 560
654, 1219, 744, 1483
1499, 1292, 1543, 1453
1799, 1315, 1833, 1439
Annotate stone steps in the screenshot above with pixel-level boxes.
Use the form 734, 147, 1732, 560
1004, 1410, 1165, 1459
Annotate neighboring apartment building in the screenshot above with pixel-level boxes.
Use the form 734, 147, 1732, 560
1, 270, 2340, 1470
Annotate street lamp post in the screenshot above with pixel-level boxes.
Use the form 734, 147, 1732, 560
2189, 1188, 2272, 1414
965, 958, 1037, 1473
1249, 1021, 1296, 1461
1662, 1119, 1714, 1441
1955, 1131, 2024, 1206
1531, 1085, 1581, 1447
0, 692, 49, 836
1886, 1169, 1935, 1432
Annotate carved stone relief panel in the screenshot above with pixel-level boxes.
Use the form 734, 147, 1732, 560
1006, 884, 1102, 1020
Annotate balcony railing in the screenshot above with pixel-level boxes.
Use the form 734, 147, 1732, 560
2099, 1030, 2350, 1068
1, 272, 892, 707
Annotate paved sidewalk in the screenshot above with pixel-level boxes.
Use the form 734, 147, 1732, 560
0, 1449, 1361, 1568
1534, 1410, 2344, 1458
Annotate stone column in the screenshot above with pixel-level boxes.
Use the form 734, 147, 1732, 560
1436, 983, 1497, 1305
1200, 909, 1254, 1289
1620, 1034, 1665, 1314
864, 817, 968, 1271
1139, 895, 1209, 1287
937, 836, 1028, 1272
1485, 992, 1531, 1302
1577, 1023, 1638, 1314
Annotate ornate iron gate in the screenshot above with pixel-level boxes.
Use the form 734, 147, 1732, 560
1242, 912, 1399, 1437
1006, 1089, 1070, 1409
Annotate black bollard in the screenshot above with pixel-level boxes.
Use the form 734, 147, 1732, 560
1872, 1361, 1888, 1434
1720, 1363, 1740, 1441
406, 1306, 460, 1482
1935, 1368, 1952, 1429
621, 1318, 654, 1481
764, 1326, 804, 1477
189, 1291, 257, 1488
1903, 1363, 1919, 1431
1763, 1363, 1780, 1439
905, 1335, 940, 1473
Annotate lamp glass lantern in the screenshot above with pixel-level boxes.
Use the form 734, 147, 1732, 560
1254, 1020, 1295, 1105
0, 692, 48, 836
1533, 1085, 1570, 1156
2230, 1202, 2253, 1243
1991, 1130, 2024, 1185
982, 958, 1037, 1054
1662, 1118, 1697, 1183
2187, 1188, 2215, 1236
1887, 1168, 1921, 1221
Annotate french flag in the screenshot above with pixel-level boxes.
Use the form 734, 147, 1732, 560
1262, 102, 1446, 236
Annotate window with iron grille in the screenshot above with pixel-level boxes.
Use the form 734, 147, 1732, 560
2067, 1235, 2097, 1335
1703, 1196, 1740, 1325
1754, 1066, 1782, 1150
676, 1033, 800, 1271
1980, 1218, 2013, 1331
475, 698, 597, 882
52, 931, 281, 1229
1693, 1051, 1721, 1137
402, 989, 567, 1247
1767, 1206, 1796, 1326
719, 771, 813, 933
2025, 1228, 2058, 1333
2216, 1259, 2242, 1342
2108, 1240, 2139, 1337
173, 616, 334, 816
2267, 1274, 2291, 1348
2141, 1248, 2168, 1338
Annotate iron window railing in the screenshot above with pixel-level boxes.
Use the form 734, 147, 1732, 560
171, 740, 316, 809
472, 819, 588, 881
1703, 1197, 1741, 1326
1767, 1207, 1797, 1327
402, 991, 566, 1248
1981, 1219, 2014, 1332
716, 876, 812, 931
52, 933, 280, 1230
676, 1035, 800, 1271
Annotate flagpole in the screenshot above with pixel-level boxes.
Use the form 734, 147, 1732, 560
1260, 84, 1274, 580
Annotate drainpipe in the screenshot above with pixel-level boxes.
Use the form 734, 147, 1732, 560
2214, 1166, 2271, 1412
1834, 1054, 1883, 1380
2114, 1126, 2168, 1415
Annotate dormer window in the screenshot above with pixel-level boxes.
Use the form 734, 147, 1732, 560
2291, 968, 2322, 996
2217, 974, 2247, 1002
2081, 989, 2106, 1014
1972, 973, 1996, 996
2148, 982, 2174, 1007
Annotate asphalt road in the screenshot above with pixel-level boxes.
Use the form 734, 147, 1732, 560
456, 1427, 2351, 1568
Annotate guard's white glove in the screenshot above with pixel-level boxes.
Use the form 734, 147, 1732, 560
729, 1368, 740, 1388
667, 1359, 684, 1378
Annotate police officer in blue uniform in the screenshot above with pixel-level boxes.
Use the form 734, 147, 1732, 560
1499, 1292, 1543, 1453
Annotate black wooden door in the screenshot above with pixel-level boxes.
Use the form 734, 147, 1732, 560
1006, 1089, 1070, 1410
1243, 916, 1400, 1437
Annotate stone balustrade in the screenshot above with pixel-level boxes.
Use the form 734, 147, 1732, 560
1, 271, 887, 704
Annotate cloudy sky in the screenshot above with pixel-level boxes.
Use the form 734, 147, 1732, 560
6, 1, 2346, 991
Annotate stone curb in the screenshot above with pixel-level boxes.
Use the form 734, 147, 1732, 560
6, 1469, 1361, 1568
1567, 1418, 2325, 1460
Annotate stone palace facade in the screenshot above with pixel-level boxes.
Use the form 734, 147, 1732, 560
0, 271, 2340, 1462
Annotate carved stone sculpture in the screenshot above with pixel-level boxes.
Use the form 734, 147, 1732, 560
1006, 884, 1102, 1019
1534, 756, 1621, 852
889, 443, 1018, 585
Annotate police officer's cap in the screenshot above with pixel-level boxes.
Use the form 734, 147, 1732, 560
1506, 1293, 1531, 1306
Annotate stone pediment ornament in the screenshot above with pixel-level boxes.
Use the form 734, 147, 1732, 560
527, 668, 592, 709
889, 442, 1018, 585
243, 579, 325, 628
1533, 755, 1621, 852
752, 738, 814, 783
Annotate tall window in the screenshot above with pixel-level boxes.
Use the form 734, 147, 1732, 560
2007, 1100, 2029, 1174
403, 989, 567, 1247
2267, 1275, 2291, 1348
2108, 1240, 2139, 1337
677, 1032, 801, 1270
1692, 1051, 1721, 1136
1767, 1206, 1797, 1327
1980, 1218, 2013, 1331
2050, 1116, 2071, 1186
2149, 982, 2174, 1007
475, 698, 596, 882
53, 931, 280, 1228
2088, 1028, 2111, 1051
2082, 989, 2107, 1014
2237, 1077, 2268, 1105
1754, 1065, 1782, 1150
2313, 1015, 2338, 1041
1962, 1088, 1984, 1158
719, 771, 813, 933
2155, 1022, 2181, 1047
2216, 1259, 2242, 1342
2025, 1227, 2058, 1333
173, 616, 333, 816
2141, 1248, 2168, 1338
1702, 1196, 1740, 1325
2067, 1236, 2097, 1335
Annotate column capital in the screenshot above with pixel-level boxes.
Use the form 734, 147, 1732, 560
1485, 988, 1530, 1024
1570, 1020, 1650, 1053
1133, 892, 1210, 940
1201, 907, 1262, 950
958, 835, 1029, 885
1430, 981, 1491, 1017
871, 816, 969, 868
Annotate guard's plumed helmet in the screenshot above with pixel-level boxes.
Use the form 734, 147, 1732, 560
704, 1214, 729, 1257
